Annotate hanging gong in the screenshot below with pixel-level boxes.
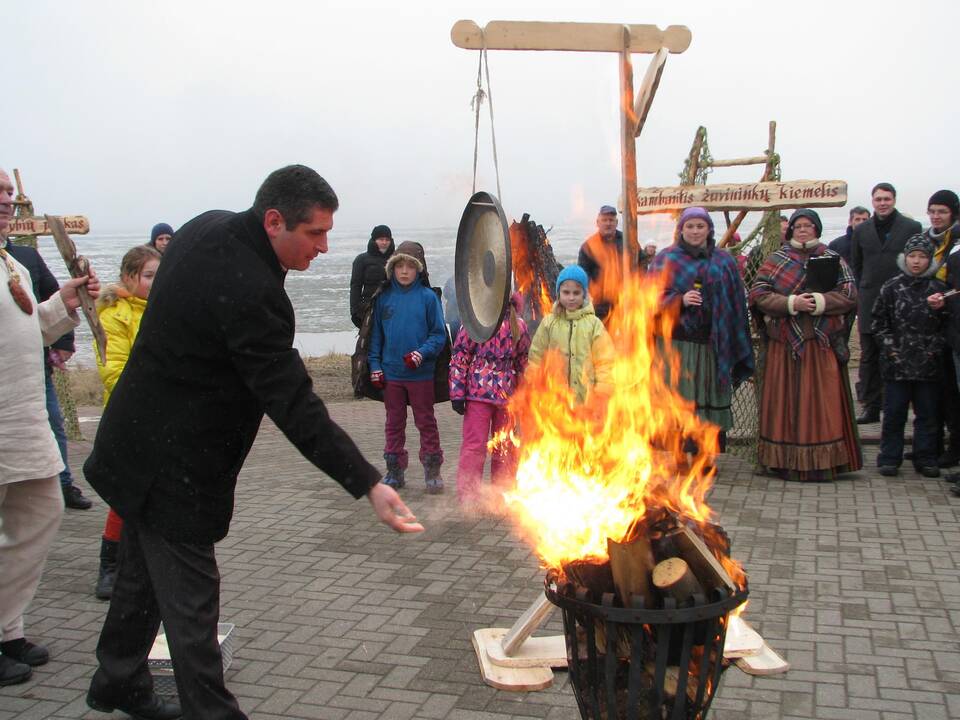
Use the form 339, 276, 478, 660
455, 191, 512, 343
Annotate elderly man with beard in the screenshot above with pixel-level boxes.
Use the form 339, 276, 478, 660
0, 167, 100, 686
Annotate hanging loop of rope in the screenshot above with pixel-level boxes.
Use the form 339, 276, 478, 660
470, 33, 502, 201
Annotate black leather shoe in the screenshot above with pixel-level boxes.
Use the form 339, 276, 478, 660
0, 655, 31, 686
856, 410, 880, 424
878, 465, 898, 477
937, 451, 960, 469
63, 484, 93, 509
952, 483, 960, 497
1, 638, 49, 666
918, 466, 941, 479
86, 692, 182, 720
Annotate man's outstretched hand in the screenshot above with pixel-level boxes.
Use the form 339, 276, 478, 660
367, 482, 424, 533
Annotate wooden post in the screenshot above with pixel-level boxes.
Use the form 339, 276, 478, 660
619, 26, 639, 270
682, 127, 706, 186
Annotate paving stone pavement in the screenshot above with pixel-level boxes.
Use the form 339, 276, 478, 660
3, 399, 960, 720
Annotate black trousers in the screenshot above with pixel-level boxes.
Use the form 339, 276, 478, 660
858, 332, 884, 413
938, 350, 960, 455
878, 380, 939, 468
89, 521, 246, 720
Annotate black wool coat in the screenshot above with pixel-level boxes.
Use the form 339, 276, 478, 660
83, 209, 382, 544
350, 237, 394, 328
851, 210, 922, 333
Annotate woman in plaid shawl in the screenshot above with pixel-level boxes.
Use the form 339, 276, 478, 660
650, 207, 755, 448
749, 209, 862, 481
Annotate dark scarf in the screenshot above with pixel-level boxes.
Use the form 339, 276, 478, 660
650, 240, 754, 389
874, 209, 899, 245
749, 243, 856, 358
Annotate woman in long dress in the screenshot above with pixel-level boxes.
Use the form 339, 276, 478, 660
749, 208, 862, 480
650, 207, 755, 450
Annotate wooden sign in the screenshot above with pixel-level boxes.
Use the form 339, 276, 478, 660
8, 215, 90, 236
451, 20, 692, 54
636, 180, 847, 214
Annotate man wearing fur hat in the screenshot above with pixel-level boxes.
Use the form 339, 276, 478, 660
851, 183, 922, 424
872, 234, 948, 478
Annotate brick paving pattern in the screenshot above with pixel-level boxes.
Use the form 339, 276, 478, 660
2, 399, 959, 719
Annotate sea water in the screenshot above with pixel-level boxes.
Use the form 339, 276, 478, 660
39, 213, 850, 367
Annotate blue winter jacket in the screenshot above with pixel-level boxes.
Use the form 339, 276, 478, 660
369, 277, 447, 381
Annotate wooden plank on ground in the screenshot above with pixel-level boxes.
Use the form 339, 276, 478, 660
479, 628, 567, 669
472, 629, 554, 690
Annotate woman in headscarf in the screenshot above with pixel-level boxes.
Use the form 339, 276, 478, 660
650, 207, 755, 449
749, 208, 862, 480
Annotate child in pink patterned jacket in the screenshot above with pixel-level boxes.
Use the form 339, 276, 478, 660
449, 293, 531, 503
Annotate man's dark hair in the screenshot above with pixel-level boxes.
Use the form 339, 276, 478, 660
871, 182, 896, 198
848, 205, 870, 219
779, 215, 789, 222
253, 165, 339, 229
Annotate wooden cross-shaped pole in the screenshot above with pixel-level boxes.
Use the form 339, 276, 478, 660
452, 20, 692, 270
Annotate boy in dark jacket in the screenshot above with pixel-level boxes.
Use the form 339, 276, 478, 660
369, 241, 447, 492
872, 234, 948, 477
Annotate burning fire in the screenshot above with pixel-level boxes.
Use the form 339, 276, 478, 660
509, 221, 554, 318
498, 254, 746, 595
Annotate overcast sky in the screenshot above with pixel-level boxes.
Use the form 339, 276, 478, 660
6, 0, 955, 237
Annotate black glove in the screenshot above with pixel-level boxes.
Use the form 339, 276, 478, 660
451, 399, 466, 415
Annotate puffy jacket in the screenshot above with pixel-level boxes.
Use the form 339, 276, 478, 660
350, 237, 395, 327
528, 301, 614, 403
449, 296, 531, 405
872, 259, 947, 381
368, 276, 447, 382
96, 287, 147, 405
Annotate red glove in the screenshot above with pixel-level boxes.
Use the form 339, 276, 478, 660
370, 370, 385, 389
403, 351, 423, 369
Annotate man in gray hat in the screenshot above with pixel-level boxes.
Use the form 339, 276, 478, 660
578, 204, 639, 324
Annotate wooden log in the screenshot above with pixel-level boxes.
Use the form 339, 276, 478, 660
619, 25, 639, 271
652, 557, 704, 601
718, 210, 748, 248
44, 214, 107, 364
672, 525, 737, 594
450, 20, 692, 54
681, 127, 706, 186
608, 535, 655, 607
704, 155, 769, 168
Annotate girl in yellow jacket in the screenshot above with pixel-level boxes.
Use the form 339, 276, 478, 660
93, 244, 161, 599
528, 265, 614, 404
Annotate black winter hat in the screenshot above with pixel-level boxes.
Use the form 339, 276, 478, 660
785, 209, 822, 241
903, 233, 935, 258
370, 224, 392, 240
928, 190, 960, 221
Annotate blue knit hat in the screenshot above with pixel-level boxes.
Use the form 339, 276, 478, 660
150, 222, 174, 245
556, 265, 589, 295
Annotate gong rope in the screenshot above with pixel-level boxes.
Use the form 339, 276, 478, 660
470, 34, 502, 200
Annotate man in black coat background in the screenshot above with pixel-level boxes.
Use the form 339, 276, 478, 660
851, 182, 922, 424
83, 165, 423, 720
828, 205, 870, 272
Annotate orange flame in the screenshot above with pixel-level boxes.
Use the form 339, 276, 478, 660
498, 254, 746, 593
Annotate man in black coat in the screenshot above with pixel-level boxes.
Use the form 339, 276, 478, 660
828, 205, 870, 271
83, 166, 423, 720
851, 182, 922, 424
3, 237, 92, 510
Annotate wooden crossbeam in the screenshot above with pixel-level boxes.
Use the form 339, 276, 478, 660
451, 20, 691, 54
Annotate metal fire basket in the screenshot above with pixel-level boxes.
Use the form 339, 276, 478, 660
545, 574, 748, 720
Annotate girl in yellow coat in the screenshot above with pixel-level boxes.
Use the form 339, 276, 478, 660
528, 265, 614, 403
93, 244, 161, 599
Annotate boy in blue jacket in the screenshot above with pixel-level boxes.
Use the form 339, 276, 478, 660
369, 241, 447, 492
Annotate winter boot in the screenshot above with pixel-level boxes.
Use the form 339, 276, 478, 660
383, 453, 406, 489
423, 453, 444, 494
95, 538, 119, 600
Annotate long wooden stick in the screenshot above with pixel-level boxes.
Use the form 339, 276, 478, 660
619, 25, 639, 270
44, 214, 107, 363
